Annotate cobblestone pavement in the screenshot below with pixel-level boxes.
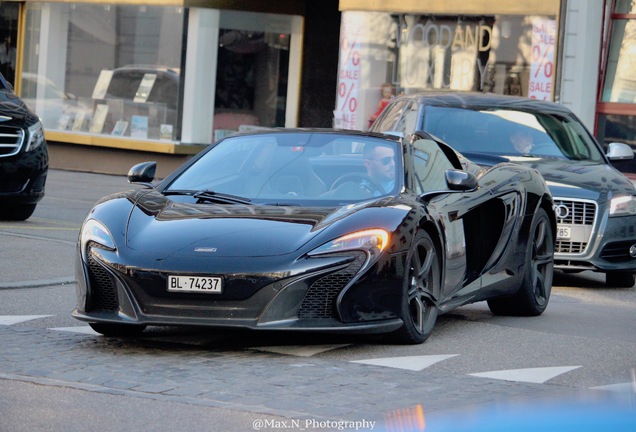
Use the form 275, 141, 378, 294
0, 323, 597, 426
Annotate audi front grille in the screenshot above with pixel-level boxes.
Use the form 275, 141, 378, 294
553, 198, 597, 255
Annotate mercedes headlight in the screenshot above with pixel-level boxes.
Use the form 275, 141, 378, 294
609, 195, 636, 217
25, 121, 45, 152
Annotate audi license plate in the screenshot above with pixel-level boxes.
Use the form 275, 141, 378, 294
556, 226, 571, 240
168, 275, 222, 293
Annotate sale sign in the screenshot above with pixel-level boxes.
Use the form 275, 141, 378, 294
334, 13, 362, 130
528, 19, 556, 100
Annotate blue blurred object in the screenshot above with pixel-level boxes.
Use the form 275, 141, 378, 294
376, 392, 636, 432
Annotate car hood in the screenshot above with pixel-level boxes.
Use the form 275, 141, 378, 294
0, 90, 36, 121
124, 190, 402, 258
464, 153, 635, 200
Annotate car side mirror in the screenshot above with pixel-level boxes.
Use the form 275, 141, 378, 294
419, 169, 478, 201
446, 169, 478, 191
606, 142, 634, 161
127, 161, 156, 187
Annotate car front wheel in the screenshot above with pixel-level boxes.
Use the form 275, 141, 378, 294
391, 230, 440, 344
488, 207, 554, 316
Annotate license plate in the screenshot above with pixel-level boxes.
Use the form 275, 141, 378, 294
556, 226, 571, 240
167, 275, 223, 293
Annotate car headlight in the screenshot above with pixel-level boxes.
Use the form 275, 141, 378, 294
609, 196, 636, 217
25, 121, 45, 151
80, 219, 116, 258
308, 229, 389, 256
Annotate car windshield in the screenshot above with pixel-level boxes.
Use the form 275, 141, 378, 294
422, 106, 605, 162
165, 132, 402, 205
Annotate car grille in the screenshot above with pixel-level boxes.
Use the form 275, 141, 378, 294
0, 125, 24, 157
298, 251, 367, 320
86, 242, 120, 312
554, 198, 596, 255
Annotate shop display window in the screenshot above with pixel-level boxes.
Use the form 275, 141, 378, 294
596, 0, 636, 178
20, 4, 301, 146
0, 2, 19, 86
21, 3, 184, 141
334, 11, 558, 130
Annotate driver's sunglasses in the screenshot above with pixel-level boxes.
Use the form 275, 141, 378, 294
374, 156, 395, 166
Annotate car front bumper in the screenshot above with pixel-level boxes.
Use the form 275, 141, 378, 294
554, 199, 636, 273
0, 143, 48, 205
73, 242, 405, 334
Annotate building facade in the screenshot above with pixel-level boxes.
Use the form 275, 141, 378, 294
334, 0, 636, 177
1, 0, 635, 177
0, 0, 340, 176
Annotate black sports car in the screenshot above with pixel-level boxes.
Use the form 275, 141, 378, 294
0, 72, 48, 220
74, 129, 555, 344
370, 92, 636, 287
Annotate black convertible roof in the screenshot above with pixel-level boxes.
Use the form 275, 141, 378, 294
396, 92, 573, 116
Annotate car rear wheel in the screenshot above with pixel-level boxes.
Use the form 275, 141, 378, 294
487, 207, 554, 316
89, 323, 147, 337
0, 204, 36, 221
605, 271, 636, 288
391, 230, 439, 344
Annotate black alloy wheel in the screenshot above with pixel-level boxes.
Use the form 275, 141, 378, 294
391, 230, 440, 344
488, 207, 554, 316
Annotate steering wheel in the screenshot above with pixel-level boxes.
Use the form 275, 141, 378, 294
330, 172, 385, 194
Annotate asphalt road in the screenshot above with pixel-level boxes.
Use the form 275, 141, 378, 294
1, 169, 635, 432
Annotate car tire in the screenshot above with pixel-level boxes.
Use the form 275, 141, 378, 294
89, 323, 147, 337
605, 271, 636, 288
391, 230, 440, 344
487, 207, 554, 316
0, 204, 37, 221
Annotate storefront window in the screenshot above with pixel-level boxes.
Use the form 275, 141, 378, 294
20, 4, 301, 145
334, 11, 558, 131
212, 15, 293, 140
0, 2, 19, 86
596, 0, 636, 178
21, 3, 184, 140
602, 19, 636, 103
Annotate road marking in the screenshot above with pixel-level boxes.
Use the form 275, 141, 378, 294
0, 315, 53, 325
591, 382, 636, 393
469, 366, 582, 383
49, 326, 100, 335
250, 345, 350, 357
351, 354, 458, 371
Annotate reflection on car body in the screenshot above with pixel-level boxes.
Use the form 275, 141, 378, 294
370, 92, 636, 287
74, 129, 555, 343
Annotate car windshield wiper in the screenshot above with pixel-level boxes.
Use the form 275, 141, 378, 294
193, 190, 252, 205
163, 189, 252, 205
262, 202, 303, 207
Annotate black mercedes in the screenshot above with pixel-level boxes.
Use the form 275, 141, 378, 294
0, 72, 48, 220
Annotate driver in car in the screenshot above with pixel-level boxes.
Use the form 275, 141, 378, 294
363, 142, 396, 194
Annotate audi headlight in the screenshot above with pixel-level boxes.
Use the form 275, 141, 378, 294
25, 121, 45, 151
80, 219, 116, 258
609, 196, 636, 217
308, 229, 389, 257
